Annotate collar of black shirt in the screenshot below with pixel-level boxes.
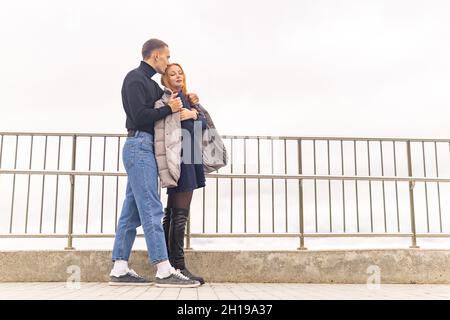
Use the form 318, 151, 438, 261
139, 61, 157, 78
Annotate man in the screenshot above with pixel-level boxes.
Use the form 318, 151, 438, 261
109, 38, 200, 288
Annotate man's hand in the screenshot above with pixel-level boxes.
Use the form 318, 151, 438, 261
180, 108, 198, 121
187, 93, 199, 105
168, 92, 182, 113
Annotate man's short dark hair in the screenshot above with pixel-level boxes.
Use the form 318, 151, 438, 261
142, 39, 168, 60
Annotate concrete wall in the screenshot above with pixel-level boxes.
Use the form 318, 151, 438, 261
1, 249, 449, 283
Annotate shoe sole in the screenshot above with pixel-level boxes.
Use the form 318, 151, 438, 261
108, 281, 153, 286
155, 283, 200, 288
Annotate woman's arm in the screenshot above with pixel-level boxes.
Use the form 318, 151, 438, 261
186, 93, 208, 129
194, 107, 208, 130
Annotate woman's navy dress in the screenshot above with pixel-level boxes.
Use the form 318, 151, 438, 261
167, 91, 207, 194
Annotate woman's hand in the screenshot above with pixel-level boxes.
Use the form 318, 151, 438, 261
180, 108, 198, 121
191, 109, 199, 120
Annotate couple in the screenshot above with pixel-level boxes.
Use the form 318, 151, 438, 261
109, 38, 225, 288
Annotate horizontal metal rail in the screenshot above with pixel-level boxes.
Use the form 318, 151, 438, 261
1, 132, 450, 250
1, 170, 449, 183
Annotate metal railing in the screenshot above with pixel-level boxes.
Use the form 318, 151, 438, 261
0, 132, 449, 250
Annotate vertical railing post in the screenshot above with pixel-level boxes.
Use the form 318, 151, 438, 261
407, 140, 419, 248
65, 135, 77, 250
298, 139, 307, 250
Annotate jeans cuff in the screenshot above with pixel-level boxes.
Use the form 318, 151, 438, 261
151, 257, 169, 265
112, 257, 127, 262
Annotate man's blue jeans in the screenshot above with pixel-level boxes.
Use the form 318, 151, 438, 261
112, 131, 168, 264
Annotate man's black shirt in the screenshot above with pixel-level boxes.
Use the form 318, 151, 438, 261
121, 61, 172, 135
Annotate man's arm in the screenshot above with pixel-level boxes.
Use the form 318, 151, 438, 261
125, 81, 172, 127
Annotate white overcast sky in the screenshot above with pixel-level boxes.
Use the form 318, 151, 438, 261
0, 0, 449, 138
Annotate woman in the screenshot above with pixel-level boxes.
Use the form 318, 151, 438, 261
154, 63, 207, 285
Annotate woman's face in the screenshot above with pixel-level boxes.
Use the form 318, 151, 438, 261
166, 65, 184, 91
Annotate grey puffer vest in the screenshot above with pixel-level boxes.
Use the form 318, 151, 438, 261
154, 88, 228, 188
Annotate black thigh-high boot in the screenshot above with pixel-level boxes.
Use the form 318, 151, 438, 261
169, 208, 205, 285
162, 208, 172, 255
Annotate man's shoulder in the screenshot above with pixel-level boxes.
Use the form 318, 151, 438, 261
123, 67, 145, 83
122, 66, 162, 95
